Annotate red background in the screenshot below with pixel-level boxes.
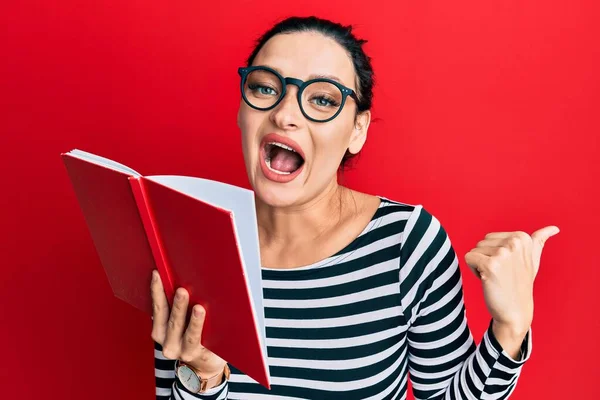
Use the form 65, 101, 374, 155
1, 0, 598, 398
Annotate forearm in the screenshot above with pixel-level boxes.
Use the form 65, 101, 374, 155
409, 318, 532, 399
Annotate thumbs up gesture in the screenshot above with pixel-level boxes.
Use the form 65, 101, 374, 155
465, 226, 560, 355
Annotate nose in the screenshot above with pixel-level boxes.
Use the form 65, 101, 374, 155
269, 85, 303, 130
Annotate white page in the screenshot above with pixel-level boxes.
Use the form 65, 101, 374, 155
146, 175, 268, 367
65, 149, 142, 177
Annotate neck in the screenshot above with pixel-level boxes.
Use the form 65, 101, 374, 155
255, 181, 352, 249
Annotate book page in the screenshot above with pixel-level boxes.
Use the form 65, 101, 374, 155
65, 149, 142, 177
145, 175, 267, 353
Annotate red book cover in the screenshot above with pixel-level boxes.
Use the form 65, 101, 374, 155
62, 154, 157, 315
61, 149, 270, 389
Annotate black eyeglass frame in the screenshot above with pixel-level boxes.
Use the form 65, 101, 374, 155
238, 66, 359, 123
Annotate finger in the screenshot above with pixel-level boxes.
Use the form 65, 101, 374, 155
163, 287, 189, 354
475, 238, 505, 248
464, 251, 491, 279
469, 246, 498, 257
150, 270, 169, 344
182, 305, 206, 354
484, 232, 512, 239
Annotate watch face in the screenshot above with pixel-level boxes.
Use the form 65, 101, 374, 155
177, 365, 201, 392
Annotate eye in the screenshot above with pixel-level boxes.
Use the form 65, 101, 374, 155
248, 83, 278, 96
310, 95, 339, 108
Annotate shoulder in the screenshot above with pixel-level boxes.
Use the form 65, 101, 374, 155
363, 196, 421, 238
348, 191, 452, 255
376, 196, 421, 218
376, 197, 452, 262
382, 198, 457, 294
375, 196, 428, 240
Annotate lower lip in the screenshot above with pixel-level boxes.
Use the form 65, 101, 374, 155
259, 147, 305, 183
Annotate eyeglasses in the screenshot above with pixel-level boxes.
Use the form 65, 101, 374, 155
238, 66, 359, 123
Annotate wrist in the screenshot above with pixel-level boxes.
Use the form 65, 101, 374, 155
492, 319, 529, 339
176, 360, 230, 392
492, 320, 529, 359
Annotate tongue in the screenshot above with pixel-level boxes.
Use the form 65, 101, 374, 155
270, 147, 303, 173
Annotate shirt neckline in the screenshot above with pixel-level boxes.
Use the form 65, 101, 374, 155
260, 195, 387, 273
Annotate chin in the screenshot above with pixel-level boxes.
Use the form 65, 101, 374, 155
251, 171, 308, 208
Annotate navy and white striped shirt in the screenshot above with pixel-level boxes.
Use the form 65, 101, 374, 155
155, 198, 531, 399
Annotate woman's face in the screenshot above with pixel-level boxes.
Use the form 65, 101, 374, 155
237, 31, 370, 208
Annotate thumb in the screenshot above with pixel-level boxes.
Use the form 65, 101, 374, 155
531, 225, 560, 276
531, 225, 560, 248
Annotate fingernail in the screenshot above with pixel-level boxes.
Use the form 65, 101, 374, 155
152, 271, 158, 282
194, 306, 203, 317
176, 289, 184, 300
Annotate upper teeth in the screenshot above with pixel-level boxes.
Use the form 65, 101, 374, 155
269, 142, 296, 153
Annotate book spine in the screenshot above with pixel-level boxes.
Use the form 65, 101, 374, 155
129, 177, 176, 307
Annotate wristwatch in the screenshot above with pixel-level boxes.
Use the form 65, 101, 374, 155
176, 360, 230, 393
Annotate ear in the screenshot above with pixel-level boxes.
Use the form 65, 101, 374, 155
348, 110, 371, 154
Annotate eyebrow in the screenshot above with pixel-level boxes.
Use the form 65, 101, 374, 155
310, 73, 344, 84
265, 65, 346, 85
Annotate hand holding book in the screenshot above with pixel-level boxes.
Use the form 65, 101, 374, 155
151, 270, 228, 390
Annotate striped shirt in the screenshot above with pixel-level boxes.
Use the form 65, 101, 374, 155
155, 198, 531, 399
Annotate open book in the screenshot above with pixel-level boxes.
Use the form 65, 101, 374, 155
61, 149, 270, 389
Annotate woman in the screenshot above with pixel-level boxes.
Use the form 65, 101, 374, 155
152, 16, 558, 400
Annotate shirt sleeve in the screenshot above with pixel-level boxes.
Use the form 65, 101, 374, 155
399, 205, 532, 399
154, 341, 229, 400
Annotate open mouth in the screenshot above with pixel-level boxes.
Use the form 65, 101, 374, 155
263, 141, 305, 175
